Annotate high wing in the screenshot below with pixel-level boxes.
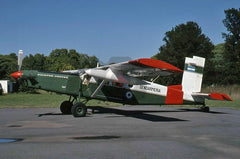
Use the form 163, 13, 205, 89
99, 58, 183, 77
84, 58, 182, 85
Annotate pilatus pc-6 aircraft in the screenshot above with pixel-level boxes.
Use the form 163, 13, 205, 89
11, 50, 232, 117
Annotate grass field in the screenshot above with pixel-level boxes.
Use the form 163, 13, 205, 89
0, 90, 121, 109
0, 89, 239, 109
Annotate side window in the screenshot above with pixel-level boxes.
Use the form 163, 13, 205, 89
82, 75, 91, 85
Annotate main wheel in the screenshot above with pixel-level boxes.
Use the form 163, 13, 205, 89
71, 102, 87, 117
60, 101, 73, 114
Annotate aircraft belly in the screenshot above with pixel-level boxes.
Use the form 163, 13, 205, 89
131, 91, 166, 105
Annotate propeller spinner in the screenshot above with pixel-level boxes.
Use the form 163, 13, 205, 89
11, 71, 22, 78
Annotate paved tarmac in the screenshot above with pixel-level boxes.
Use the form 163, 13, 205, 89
0, 106, 240, 159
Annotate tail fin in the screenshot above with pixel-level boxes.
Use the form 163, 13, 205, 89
181, 56, 205, 93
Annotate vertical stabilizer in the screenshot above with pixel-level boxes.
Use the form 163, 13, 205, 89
181, 56, 205, 93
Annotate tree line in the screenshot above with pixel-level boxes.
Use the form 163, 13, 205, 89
152, 8, 240, 86
0, 8, 239, 86
0, 49, 98, 79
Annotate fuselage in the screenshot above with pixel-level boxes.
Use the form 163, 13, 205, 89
20, 70, 201, 105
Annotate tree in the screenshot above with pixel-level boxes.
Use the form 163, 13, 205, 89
68, 49, 81, 69
46, 49, 69, 71
211, 43, 225, 84
1, 48, 99, 80
222, 8, 240, 84
0, 53, 17, 79
22, 53, 46, 70
88, 56, 99, 68
152, 21, 214, 85
46, 48, 99, 71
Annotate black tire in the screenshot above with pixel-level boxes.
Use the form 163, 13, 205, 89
71, 102, 87, 117
200, 106, 210, 112
60, 101, 73, 114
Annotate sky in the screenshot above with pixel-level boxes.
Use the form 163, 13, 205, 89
0, 0, 239, 63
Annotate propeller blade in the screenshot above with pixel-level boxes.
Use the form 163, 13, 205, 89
18, 50, 23, 71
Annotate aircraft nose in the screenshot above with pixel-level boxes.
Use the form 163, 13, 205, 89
11, 71, 22, 78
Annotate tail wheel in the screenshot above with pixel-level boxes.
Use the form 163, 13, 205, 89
60, 101, 73, 114
71, 102, 87, 117
200, 106, 210, 112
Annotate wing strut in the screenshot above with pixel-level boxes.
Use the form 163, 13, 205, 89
91, 80, 106, 98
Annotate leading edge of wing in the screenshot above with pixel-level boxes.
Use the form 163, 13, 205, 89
97, 58, 183, 74
128, 58, 183, 73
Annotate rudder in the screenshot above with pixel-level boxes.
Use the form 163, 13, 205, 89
181, 56, 205, 93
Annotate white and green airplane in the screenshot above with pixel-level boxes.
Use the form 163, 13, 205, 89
11, 50, 232, 117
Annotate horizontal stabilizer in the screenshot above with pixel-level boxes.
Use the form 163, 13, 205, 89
192, 93, 232, 101
209, 93, 232, 101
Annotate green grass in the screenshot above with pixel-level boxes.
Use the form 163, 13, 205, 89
206, 99, 240, 109
0, 90, 121, 109
0, 91, 67, 108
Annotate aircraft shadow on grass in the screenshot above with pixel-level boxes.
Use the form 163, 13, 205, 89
37, 106, 227, 122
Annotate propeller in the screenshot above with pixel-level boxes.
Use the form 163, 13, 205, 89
11, 50, 23, 79
18, 50, 23, 71
11, 50, 26, 91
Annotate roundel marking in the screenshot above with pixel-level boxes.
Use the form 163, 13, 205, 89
126, 91, 133, 99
